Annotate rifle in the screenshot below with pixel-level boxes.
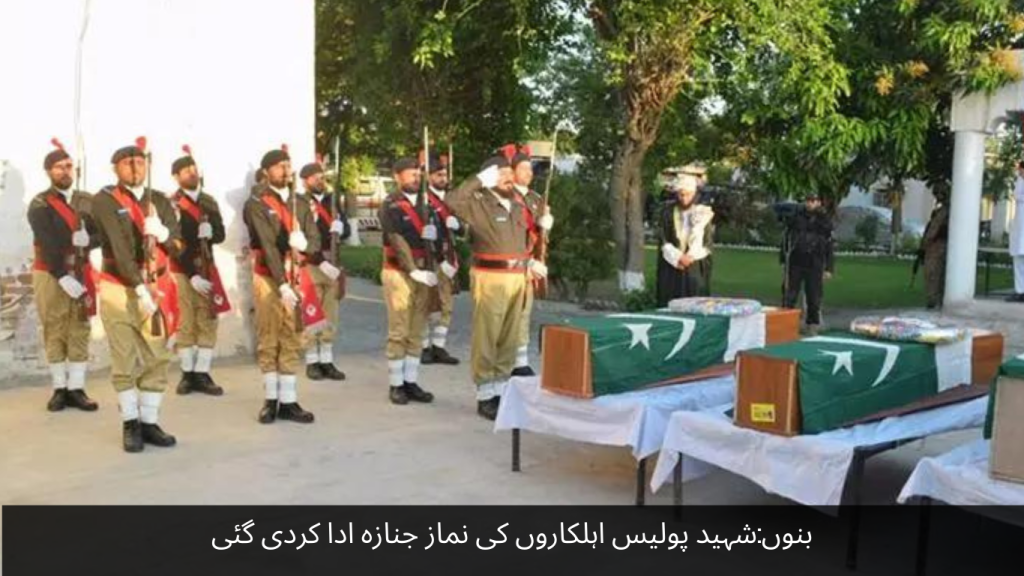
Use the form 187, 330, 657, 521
58, 137, 90, 322
183, 145, 219, 320
331, 137, 347, 300
140, 138, 165, 337
285, 152, 304, 332
440, 142, 459, 289
420, 127, 437, 273
535, 129, 559, 299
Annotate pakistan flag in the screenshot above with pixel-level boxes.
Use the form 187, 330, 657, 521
555, 313, 731, 396
756, 332, 941, 434
983, 354, 1024, 439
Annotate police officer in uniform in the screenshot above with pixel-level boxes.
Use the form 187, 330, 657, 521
170, 150, 226, 396
91, 141, 182, 452
781, 193, 834, 335
243, 148, 320, 424
380, 157, 438, 405
420, 153, 461, 366
656, 174, 714, 307
298, 161, 350, 381
447, 156, 538, 420
509, 147, 553, 377
921, 187, 949, 309
27, 140, 99, 412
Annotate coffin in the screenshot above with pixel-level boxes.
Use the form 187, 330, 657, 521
735, 330, 1004, 436
540, 307, 800, 399
987, 355, 1024, 484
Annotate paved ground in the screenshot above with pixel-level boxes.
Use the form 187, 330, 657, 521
0, 278, 981, 508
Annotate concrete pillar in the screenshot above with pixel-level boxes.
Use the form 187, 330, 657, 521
944, 130, 987, 306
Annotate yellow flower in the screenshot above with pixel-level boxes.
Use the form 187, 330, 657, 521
992, 48, 1023, 79
1010, 14, 1024, 34
906, 60, 929, 78
875, 72, 894, 96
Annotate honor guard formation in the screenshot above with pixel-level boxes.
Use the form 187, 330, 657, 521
26, 136, 560, 451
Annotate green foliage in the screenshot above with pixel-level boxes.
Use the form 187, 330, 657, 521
983, 120, 1024, 201
546, 174, 616, 300
338, 247, 383, 284
854, 213, 881, 248
621, 286, 657, 312
339, 156, 377, 192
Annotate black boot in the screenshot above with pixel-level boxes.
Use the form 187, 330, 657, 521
141, 423, 177, 447
65, 389, 98, 411
123, 419, 144, 453
511, 366, 536, 377
389, 386, 409, 405
431, 346, 460, 365
319, 363, 346, 381
306, 363, 325, 380
192, 373, 224, 396
477, 398, 500, 421
176, 372, 197, 395
258, 400, 278, 424
278, 402, 315, 423
420, 346, 437, 365
403, 382, 434, 403
46, 389, 68, 412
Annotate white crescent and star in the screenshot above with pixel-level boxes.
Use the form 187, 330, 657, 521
609, 314, 696, 361
805, 336, 901, 387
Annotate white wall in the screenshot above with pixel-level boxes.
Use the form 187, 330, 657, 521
0, 0, 315, 378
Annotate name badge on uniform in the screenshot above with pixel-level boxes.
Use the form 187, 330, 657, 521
117, 208, 128, 215
495, 216, 508, 223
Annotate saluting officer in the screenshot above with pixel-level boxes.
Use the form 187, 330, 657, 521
27, 139, 99, 413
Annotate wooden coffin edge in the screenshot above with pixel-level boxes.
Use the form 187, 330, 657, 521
539, 324, 593, 399
990, 375, 1024, 485
838, 383, 990, 428
733, 351, 802, 436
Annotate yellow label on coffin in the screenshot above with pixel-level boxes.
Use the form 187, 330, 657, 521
751, 403, 776, 423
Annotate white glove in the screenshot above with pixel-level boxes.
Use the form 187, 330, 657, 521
318, 261, 341, 280
537, 213, 554, 231
421, 224, 438, 241
661, 243, 683, 267
197, 222, 214, 239
71, 229, 90, 248
144, 216, 170, 243
279, 284, 300, 309
288, 231, 308, 252
445, 215, 460, 231
58, 275, 86, 299
134, 284, 158, 316
410, 270, 438, 287
329, 219, 346, 235
530, 259, 549, 279
190, 275, 213, 295
440, 261, 458, 279
478, 165, 500, 188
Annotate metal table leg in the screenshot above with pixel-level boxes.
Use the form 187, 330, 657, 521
915, 497, 932, 576
843, 450, 868, 570
673, 456, 683, 521
511, 428, 521, 472
635, 457, 647, 506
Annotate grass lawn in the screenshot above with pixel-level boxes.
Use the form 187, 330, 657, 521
339, 244, 1015, 310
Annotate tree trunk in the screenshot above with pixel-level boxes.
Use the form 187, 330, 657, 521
611, 134, 653, 292
890, 181, 903, 256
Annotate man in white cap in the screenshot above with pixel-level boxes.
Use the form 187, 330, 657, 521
655, 173, 714, 307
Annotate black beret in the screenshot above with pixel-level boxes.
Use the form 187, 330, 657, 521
480, 155, 510, 172
43, 149, 71, 171
392, 157, 419, 174
299, 163, 323, 179
171, 155, 196, 175
111, 145, 144, 164
510, 152, 531, 169
260, 149, 290, 171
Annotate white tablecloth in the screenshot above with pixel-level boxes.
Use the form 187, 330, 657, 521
650, 397, 988, 507
493, 375, 735, 459
898, 439, 1024, 508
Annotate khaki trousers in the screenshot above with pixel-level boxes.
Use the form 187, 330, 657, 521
382, 268, 428, 360
173, 273, 218, 349
302, 265, 339, 354
98, 281, 170, 392
253, 273, 302, 375
517, 278, 534, 348
33, 271, 90, 363
470, 269, 527, 386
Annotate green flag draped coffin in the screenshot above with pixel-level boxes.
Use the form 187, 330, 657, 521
735, 330, 1003, 436
986, 354, 1024, 484
540, 307, 801, 398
